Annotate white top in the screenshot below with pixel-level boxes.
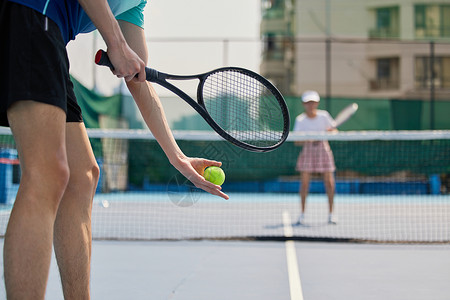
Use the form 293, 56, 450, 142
293, 110, 336, 132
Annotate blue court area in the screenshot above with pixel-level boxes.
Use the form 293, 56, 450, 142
0, 192, 449, 243
88, 191, 449, 243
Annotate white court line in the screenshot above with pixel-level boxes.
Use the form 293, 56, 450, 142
282, 211, 304, 300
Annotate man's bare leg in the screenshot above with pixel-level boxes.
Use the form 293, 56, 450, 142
4, 101, 69, 299
53, 122, 99, 300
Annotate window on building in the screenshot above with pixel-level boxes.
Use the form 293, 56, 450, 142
263, 33, 285, 60
415, 56, 450, 89
377, 58, 391, 79
377, 8, 391, 29
370, 7, 399, 38
415, 4, 450, 38
370, 58, 399, 90
377, 58, 399, 89
442, 6, 450, 37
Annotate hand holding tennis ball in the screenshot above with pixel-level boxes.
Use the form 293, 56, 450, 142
203, 166, 225, 186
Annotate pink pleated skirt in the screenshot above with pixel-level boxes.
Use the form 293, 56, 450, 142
296, 141, 335, 173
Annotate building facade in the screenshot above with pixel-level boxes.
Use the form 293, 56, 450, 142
260, 0, 450, 101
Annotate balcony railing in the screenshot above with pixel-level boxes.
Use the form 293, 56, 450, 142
415, 27, 450, 39
369, 28, 400, 39
369, 78, 399, 90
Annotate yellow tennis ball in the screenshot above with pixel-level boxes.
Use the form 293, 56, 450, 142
203, 166, 225, 185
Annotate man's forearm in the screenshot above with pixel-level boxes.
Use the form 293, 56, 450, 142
128, 81, 185, 164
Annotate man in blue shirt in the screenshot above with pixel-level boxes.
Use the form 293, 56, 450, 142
0, 1, 229, 299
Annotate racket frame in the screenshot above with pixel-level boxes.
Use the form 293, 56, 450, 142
334, 103, 358, 127
96, 50, 290, 152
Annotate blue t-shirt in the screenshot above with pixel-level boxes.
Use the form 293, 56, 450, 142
7, 0, 146, 44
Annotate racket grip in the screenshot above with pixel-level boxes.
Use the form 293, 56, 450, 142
95, 49, 115, 70
95, 49, 158, 82
145, 67, 158, 81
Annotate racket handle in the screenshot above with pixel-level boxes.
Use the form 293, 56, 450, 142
95, 50, 114, 69
95, 49, 158, 82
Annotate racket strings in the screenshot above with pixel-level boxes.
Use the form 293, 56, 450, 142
202, 70, 285, 147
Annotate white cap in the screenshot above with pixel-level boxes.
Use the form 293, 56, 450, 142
301, 90, 320, 102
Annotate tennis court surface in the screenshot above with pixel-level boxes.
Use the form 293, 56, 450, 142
0, 192, 449, 299
0, 239, 448, 300
0, 128, 449, 298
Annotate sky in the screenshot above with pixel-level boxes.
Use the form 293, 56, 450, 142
146, 0, 261, 39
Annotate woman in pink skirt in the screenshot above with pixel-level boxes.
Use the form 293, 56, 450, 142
294, 91, 337, 225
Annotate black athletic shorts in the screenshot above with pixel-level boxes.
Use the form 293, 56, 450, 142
0, 1, 83, 127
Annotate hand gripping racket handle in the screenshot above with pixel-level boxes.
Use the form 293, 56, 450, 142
95, 50, 158, 81
95, 49, 211, 124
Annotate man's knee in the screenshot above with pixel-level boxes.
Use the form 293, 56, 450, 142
70, 161, 100, 193
20, 157, 70, 210
45, 159, 70, 200
90, 162, 100, 189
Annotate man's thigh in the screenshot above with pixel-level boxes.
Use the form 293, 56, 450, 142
7, 101, 67, 170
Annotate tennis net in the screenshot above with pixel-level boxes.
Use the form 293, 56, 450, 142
0, 128, 449, 243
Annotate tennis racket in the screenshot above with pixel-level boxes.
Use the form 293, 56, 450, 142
334, 103, 358, 127
95, 50, 289, 152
